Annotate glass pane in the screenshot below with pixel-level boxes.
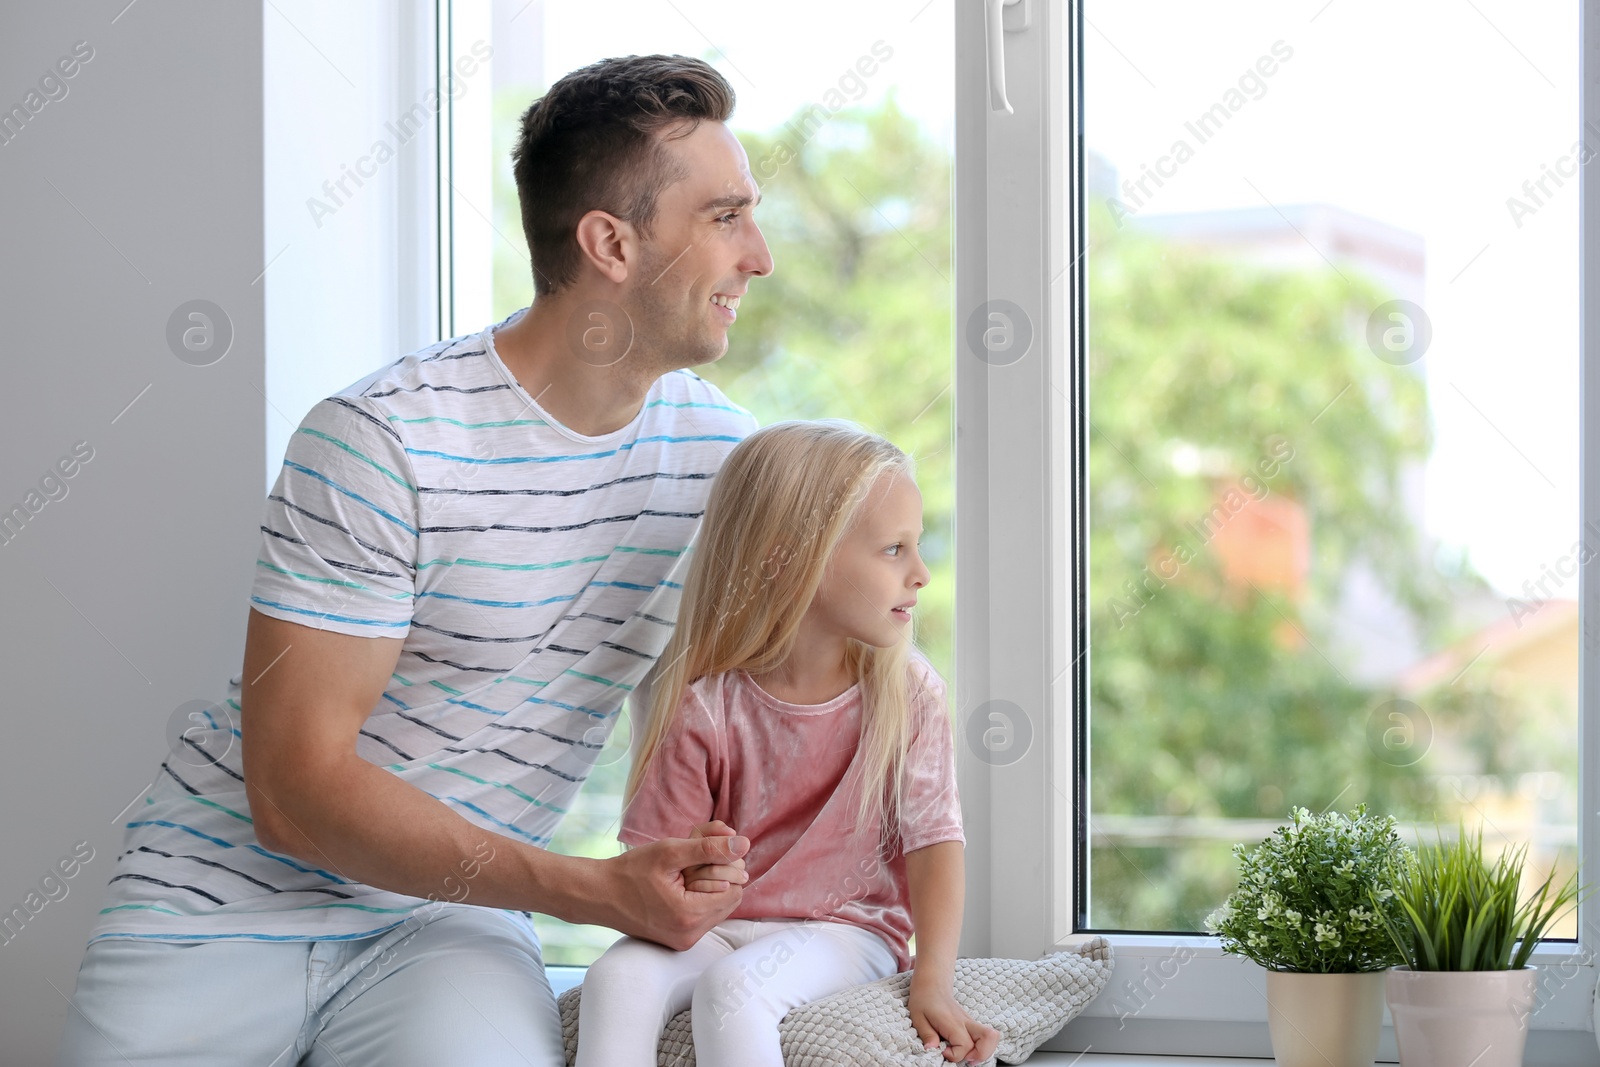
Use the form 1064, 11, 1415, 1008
478, 0, 955, 964
1084, 1, 1579, 933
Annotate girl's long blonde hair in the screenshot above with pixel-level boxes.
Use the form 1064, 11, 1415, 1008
625, 420, 931, 844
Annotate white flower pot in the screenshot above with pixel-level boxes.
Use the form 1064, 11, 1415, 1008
1265, 969, 1386, 1067
1386, 966, 1538, 1067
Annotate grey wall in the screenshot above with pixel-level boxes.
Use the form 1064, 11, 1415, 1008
0, 3, 265, 1062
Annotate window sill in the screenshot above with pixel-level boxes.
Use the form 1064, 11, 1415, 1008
1030, 1057, 1265, 1065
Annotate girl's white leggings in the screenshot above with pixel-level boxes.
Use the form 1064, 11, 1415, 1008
574, 917, 899, 1067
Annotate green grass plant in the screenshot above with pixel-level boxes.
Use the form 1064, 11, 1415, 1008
1375, 824, 1580, 971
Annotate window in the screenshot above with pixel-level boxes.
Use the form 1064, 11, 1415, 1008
435, 0, 1597, 1048
445, 0, 957, 967
957, 0, 1597, 1053
1083, 2, 1579, 938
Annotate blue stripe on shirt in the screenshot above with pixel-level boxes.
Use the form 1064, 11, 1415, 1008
250, 597, 410, 629
404, 433, 742, 466
283, 460, 418, 535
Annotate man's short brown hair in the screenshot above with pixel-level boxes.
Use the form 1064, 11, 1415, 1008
511, 55, 736, 295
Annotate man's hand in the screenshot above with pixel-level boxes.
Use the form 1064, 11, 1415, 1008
600, 827, 750, 950
682, 820, 749, 892
908, 982, 1001, 1065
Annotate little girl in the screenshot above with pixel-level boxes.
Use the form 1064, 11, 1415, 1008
575, 421, 999, 1067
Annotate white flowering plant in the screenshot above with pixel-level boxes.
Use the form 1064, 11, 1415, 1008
1205, 806, 1413, 973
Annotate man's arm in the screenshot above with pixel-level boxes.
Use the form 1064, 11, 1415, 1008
240, 608, 747, 949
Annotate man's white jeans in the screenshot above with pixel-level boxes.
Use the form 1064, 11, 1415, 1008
56, 905, 564, 1066
575, 917, 899, 1067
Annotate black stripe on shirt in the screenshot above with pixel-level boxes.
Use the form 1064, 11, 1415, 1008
129, 846, 324, 898
109, 872, 229, 907
409, 621, 541, 645
562, 612, 627, 627
328, 396, 403, 443
389, 710, 464, 742
405, 650, 508, 674
420, 507, 701, 537
420, 348, 487, 363
441, 746, 583, 782
365, 382, 511, 398
418, 471, 712, 498
359, 729, 414, 761
598, 641, 653, 660
181, 737, 244, 783
262, 507, 417, 574
420, 513, 641, 536
487, 723, 603, 750
330, 559, 410, 580
160, 762, 201, 795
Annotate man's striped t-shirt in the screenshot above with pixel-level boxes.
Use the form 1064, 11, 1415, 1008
89, 307, 757, 944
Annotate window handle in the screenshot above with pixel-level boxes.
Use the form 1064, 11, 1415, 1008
986, 0, 1030, 115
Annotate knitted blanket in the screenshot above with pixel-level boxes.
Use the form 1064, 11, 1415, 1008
558, 936, 1113, 1066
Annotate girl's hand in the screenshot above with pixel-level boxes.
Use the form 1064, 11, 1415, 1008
682, 820, 749, 892
907, 982, 1001, 1065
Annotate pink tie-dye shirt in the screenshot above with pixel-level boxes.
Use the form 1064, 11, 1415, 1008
619, 659, 965, 972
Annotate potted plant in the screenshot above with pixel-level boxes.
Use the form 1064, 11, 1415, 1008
1375, 824, 1581, 1067
1207, 805, 1411, 1067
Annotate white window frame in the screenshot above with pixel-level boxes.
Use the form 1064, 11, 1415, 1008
436, 0, 494, 338
953, 0, 1600, 1058
420, 0, 1600, 1050
263, 0, 442, 486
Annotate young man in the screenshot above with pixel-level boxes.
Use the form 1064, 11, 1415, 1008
60, 55, 773, 1067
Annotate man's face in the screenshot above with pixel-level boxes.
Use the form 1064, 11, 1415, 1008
625, 121, 774, 369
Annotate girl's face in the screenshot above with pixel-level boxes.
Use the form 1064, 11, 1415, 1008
805, 469, 930, 649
